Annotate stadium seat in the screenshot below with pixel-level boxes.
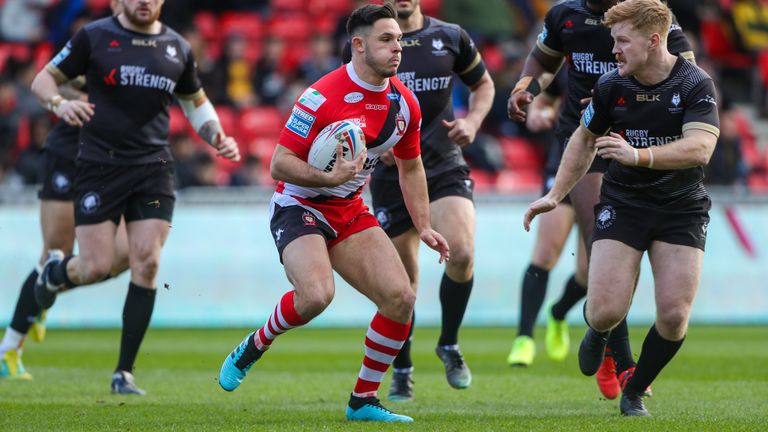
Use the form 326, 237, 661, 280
168, 106, 188, 136
267, 14, 312, 43
469, 170, 498, 193
499, 137, 544, 170
271, 0, 305, 13
240, 107, 286, 142
193, 11, 219, 41
308, 0, 352, 17
495, 169, 541, 194
421, 0, 443, 17
220, 12, 264, 41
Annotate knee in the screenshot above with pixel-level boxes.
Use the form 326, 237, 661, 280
585, 304, 624, 332
79, 256, 112, 283
295, 284, 334, 318
446, 243, 474, 274
656, 306, 690, 337
131, 250, 161, 282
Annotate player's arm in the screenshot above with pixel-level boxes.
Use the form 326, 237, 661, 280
443, 71, 495, 147
270, 143, 366, 187
523, 125, 597, 231
595, 128, 718, 170
395, 155, 450, 263
508, 45, 565, 122
526, 90, 561, 133
31, 67, 94, 127
177, 93, 240, 161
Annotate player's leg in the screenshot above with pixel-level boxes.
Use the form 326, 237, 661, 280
219, 199, 333, 392
371, 177, 419, 401
386, 228, 420, 401
579, 239, 642, 377
429, 192, 475, 389
109, 217, 130, 277
620, 241, 703, 417
0, 199, 76, 381
330, 225, 414, 422
508, 203, 574, 366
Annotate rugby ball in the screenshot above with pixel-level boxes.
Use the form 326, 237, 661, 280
308, 120, 366, 172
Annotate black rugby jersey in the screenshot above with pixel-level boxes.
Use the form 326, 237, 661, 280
372, 16, 487, 180
581, 56, 720, 211
46, 16, 202, 165
538, 0, 691, 138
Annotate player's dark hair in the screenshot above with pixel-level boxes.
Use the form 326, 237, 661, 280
346, 3, 397, 38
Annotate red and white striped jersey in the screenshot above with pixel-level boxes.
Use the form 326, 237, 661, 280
276, 62, 422, 201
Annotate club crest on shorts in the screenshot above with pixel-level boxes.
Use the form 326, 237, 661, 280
52, 171, 71, 193
595, 205, 616, 230
302, 211, 316, 226
80, 191, 101, 215
375, 208, 390, 230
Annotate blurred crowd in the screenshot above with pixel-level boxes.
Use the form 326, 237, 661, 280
1, 0, 767, 193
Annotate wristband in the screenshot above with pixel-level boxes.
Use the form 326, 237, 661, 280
512, 76, 541, 97
632, 148, 639, 166
648, 148, 654, 169
47, 95, 64, 112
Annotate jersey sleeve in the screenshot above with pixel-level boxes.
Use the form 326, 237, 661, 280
580, 78, 611, 136
174, 43, 204, 99
682, 78, 720, 138
392, 96, 422, 160
277, 88, 330, 158
667, 14, 693, 56
535, 8, 564, 58
454, 27, 486, 87
46, 28, 91, 82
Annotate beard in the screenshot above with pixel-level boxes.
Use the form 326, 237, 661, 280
124, 4, 161, 26
365, 49, 397, 78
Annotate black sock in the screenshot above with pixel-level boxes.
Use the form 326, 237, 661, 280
517, 264, 548, 337
551, 274, 586, 321
626, 324, 684, 395
438, 274, 473, 346
48, 256, 76, 289
9, 270, 40, 334
607, 318, 635, 375
392, 311, 415, 370
116, 282, 156, 373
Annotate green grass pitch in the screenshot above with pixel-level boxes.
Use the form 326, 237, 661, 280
1, 326, 766, 431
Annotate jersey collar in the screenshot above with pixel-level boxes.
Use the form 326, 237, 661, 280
346, 62, 389, 92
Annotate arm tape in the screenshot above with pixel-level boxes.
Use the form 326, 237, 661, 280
178, 98, 220, 135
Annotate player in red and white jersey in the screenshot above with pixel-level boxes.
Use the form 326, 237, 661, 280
219, 4, 449, 424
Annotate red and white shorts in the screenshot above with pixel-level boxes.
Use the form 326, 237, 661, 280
268, 192, 379, 261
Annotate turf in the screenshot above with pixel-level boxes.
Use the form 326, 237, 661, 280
1, 326, 766, 431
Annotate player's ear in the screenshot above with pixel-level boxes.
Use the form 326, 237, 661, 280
649, 32, 661, 50
351, 35, 365, 54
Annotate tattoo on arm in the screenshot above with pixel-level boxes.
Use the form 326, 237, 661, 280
199, 120, 223, 147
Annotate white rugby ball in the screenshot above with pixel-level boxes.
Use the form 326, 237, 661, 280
308, 120, 366, 172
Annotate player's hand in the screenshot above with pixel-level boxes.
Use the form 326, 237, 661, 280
379, 149, 395, 166
214, 132, 241, 162
327, 143, 367, 186
526, 106, 556, 133
507, 91, 534, 122
595, 132, 634, 166
523, 195, 559, 232
419, 228, 450, 264
55, 100, 95, 127
442, 118, 479, 148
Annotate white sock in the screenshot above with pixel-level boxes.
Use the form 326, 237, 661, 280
0, 328, 24, 355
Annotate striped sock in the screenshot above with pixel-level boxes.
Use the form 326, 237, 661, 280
353, 313, 411, 398
254, 291, 308, 351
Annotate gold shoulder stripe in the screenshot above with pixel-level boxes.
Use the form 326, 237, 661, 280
683, 122, 720, 138
175, 88, 205, 101
535, 39, 563, 58
680, 51, 696, 63
45, 64, 69, 84
458, 53, 482, 76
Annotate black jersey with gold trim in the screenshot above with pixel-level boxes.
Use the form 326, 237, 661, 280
581, 56, 720, 211
538, 0, 691, 139
372, 16, 487, 180
46, 16, 202, 165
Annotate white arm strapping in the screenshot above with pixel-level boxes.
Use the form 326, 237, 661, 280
178, 98, 220, 135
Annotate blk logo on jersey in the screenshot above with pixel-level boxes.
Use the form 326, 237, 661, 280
636, 93, 661, 102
